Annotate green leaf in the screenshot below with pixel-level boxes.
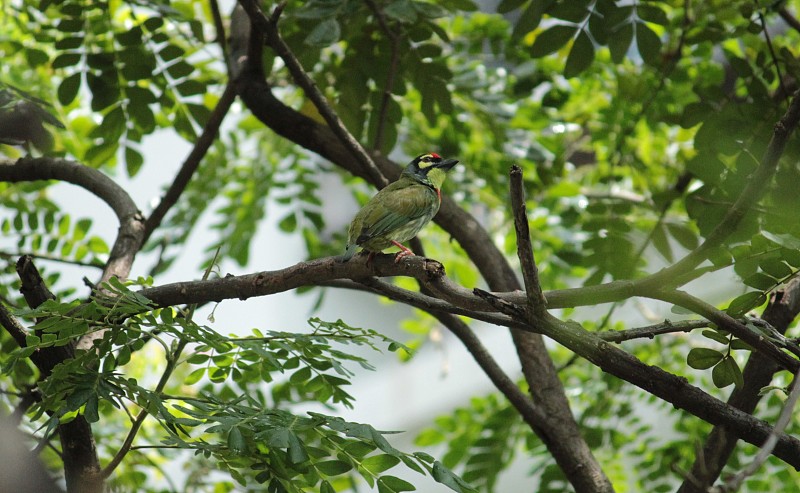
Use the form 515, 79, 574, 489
432, 461, 476, 492
125, 146, 144, 177
53, 53, 81, 69
712, 356, 743, 388
377, 475, 416, 493
701, 329, 730, 345
564, 30, 594, 78
84, 394, 99, 423
761, 231, 800, 250
608, 22, 633, 63
759, 258, 792, 279
159, 44, 185, 61
666, 223, 699, 250
305, 18, 342, 46
228, 426, 247, 455
290, 366, 312, 384
636, 22, 662, 66
58, 73, 82, 106
726, 291, 766, 317
636, 4, 668, 25
687, 347, 724, 370
651, 224, 673, 262
530, 25, 577, 58
279, 213, 297, 232
184, 368, 206, 385
363, 454, 401, 474
497, 0, 527, 14
743, 272, 776, 291
385, 0, 418, 23
316, 460, 352, 476
287, 431, 309, 464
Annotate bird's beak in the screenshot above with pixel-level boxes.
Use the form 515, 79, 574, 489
435, 159, 459, 171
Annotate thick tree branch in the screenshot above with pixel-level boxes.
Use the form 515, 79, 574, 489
0, 302, 28, 351
142, 82, 237, 245
0, 156, 145, 287
13, 256, 102, 493
134, 256, 800, 468
237, 0, 388, 188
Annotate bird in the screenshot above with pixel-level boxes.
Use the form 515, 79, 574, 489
339, 153, 459, 263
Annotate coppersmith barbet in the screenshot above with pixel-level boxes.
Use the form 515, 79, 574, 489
340, 153, 459, 263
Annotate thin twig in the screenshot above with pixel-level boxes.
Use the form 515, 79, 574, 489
101, 249, 219, 478
508, 165, 546, 316
710, 367, 800, 493
756, 5, 788, 100
0, 249, 104, 269
649, 289, 799, 372
365, 0, 402, 152
237, 0, 389, 188
598, 319, 710, 343
209, 0, 228, 63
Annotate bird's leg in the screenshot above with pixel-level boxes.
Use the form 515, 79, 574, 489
366, 251, 377, 267
391, 241, 415, 263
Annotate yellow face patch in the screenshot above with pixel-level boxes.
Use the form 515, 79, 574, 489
417, 153, 442, 169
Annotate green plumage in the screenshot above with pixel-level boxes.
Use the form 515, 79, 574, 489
340, 153, 458, 262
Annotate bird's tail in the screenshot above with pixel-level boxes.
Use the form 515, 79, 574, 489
337, 243, 358, 263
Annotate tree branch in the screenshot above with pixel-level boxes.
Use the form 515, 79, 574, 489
237, 0, 388, 188
678, 277, 800, 492
13, 256, 102, 493
711, 366, 800, 492
509, 165, 547, 317
640, 88, 800, 289
119, 251, 800, 468
365, 0, 402, 152
649, 289, 799, 372
598, 318, 710, 343
0, 156, 146, 287
142, 82, 237, 245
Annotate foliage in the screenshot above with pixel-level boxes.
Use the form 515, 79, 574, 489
2, 0, 800, 491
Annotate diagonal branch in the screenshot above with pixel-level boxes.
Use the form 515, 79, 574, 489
318, 275, 800, 469
142, 82, 237, 245
711, 366, 800, 492
365, 0, 403, 152
678, 277, 800, 493
649, 289, 799, 372
237, 0, 388, 188
640, 88, 800, 290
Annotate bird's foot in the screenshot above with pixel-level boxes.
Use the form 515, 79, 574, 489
392, 241, 415, 263
394, 250, 415, 263
366, 251, 377, 267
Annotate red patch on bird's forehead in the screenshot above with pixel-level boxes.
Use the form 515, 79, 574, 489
429, 152, 441, 159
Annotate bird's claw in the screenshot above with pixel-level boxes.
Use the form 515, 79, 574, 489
394, 250, 414, 263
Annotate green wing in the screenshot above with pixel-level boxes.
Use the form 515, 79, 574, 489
355, 183, 438, 244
